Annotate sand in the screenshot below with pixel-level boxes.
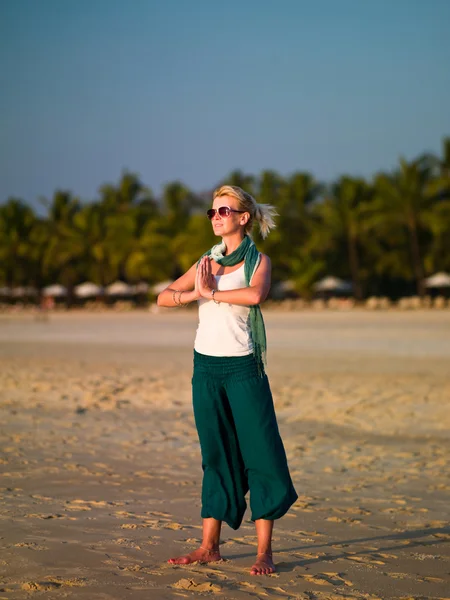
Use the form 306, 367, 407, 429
0, 309, 449, 600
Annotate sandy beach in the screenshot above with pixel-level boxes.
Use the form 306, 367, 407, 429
1, 309, 449, 600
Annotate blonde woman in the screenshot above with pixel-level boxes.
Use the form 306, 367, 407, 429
157, 185, 297, 575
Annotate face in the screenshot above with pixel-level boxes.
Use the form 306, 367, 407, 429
209, 195, 249, 236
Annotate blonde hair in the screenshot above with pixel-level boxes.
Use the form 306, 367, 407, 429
213, 185, 277, 239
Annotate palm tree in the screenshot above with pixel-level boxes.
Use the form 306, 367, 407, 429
172, 214, 217, 274
220, 170, 256, 196
75, 204, 118, 285
99, 171, 154, 212
372, 158, 435, 296
277, 171, 322, 241
133, 219, 173, 284
0, 198, 39, 287
40, 190, 81, 225
422, 200, 450, 273
40, 191, 82, 292
161, 181, 200, 234
309, 176, 370, 300
45, 202, 116, 294
259, 171, 323, 290
96, 173, 159, 283
254, 170, 284, 273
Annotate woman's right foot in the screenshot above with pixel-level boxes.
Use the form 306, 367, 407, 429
168, 546, 221, 565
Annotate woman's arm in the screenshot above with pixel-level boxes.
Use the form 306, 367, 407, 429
197, 254, 272, 306
156, 262, 200, 307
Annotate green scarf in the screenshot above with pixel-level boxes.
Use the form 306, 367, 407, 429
199, 235, 267, 376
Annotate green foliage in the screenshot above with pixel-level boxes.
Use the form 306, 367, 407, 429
1, 138, 450, 299
370, 157, 436, 295
0, 198, 40, 285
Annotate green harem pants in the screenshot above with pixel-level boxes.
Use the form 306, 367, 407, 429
192, 350, 298, 530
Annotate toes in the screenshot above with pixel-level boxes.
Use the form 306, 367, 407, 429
250, 564, 274, 575
168, 556, 191, 565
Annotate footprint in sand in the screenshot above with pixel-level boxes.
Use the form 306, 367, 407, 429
326, 516, 362, 524
292, 551, 327, 560
21, 577, 87, 591
29, 494, 53, 502
297, 572, 354, 587
14, 542, 48, 550
65, 499, 109, 511
172, 578, 221, 593
433, 532, 450, 540
344, 552, 386, 565
112, 538, 142, 549
299, 592, 381, 600
417, 575, 445, 583
226, 536, 259, 548
25, 513, 77, 521
120, 519, 184, 530
330, 506, 372, 516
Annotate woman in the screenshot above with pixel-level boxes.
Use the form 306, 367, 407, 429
157, 185, 297, 575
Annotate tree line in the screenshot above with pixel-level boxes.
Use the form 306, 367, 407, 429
1, 137, 449, 301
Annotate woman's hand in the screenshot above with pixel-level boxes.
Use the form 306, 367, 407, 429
196, 256, 216, 299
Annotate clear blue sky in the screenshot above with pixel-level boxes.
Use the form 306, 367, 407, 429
1, 0, 449, 213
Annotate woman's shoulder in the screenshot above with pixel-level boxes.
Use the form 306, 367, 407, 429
257, 253, 271, 271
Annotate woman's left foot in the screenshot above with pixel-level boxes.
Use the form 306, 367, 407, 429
250, 552, 275, 575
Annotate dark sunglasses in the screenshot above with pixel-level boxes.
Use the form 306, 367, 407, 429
206, 206, 246, 220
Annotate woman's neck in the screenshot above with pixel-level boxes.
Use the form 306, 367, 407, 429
222, 233, 245, 255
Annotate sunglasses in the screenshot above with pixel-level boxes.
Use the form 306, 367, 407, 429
206, 206, 246, 220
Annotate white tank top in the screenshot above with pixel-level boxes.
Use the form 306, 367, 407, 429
194, 263, 253, 357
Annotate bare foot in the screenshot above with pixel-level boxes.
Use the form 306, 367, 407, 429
168, 546, 221, 565
250, 552, 275, 575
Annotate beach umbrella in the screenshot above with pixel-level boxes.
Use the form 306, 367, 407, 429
42, 284, 68, 297
151, 280, 173, 295
424, 272, 450, 288
105, 280, 134, 296
74, 282, 104, 298
313, 276, 353, 293
0, 286, 11, 297
271, 280, 296, 299
132, 282, 150, 295
11, 286, 38, 297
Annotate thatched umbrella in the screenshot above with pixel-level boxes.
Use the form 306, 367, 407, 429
74, 282, 104, 298
132, 282, 149, 295
424, 272, 450, 288
42, 284, 68, 297
271, 280, 296, 300
424, 271, 450, 298
105, 281, 134, 296
11, 286, 38, 298
313, 276, 353, 294
151, 280, 173, 295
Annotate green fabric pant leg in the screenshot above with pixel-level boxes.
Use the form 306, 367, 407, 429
192, 357, 249, 530
225, 369, 298, 522
192, 350, 298, 530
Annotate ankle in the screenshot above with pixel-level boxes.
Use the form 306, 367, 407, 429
200, 543, 220, 552
257, 549, 272, 557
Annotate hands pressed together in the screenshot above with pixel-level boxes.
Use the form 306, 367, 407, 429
161, 253, 263, 308
195, 256, 216, 300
